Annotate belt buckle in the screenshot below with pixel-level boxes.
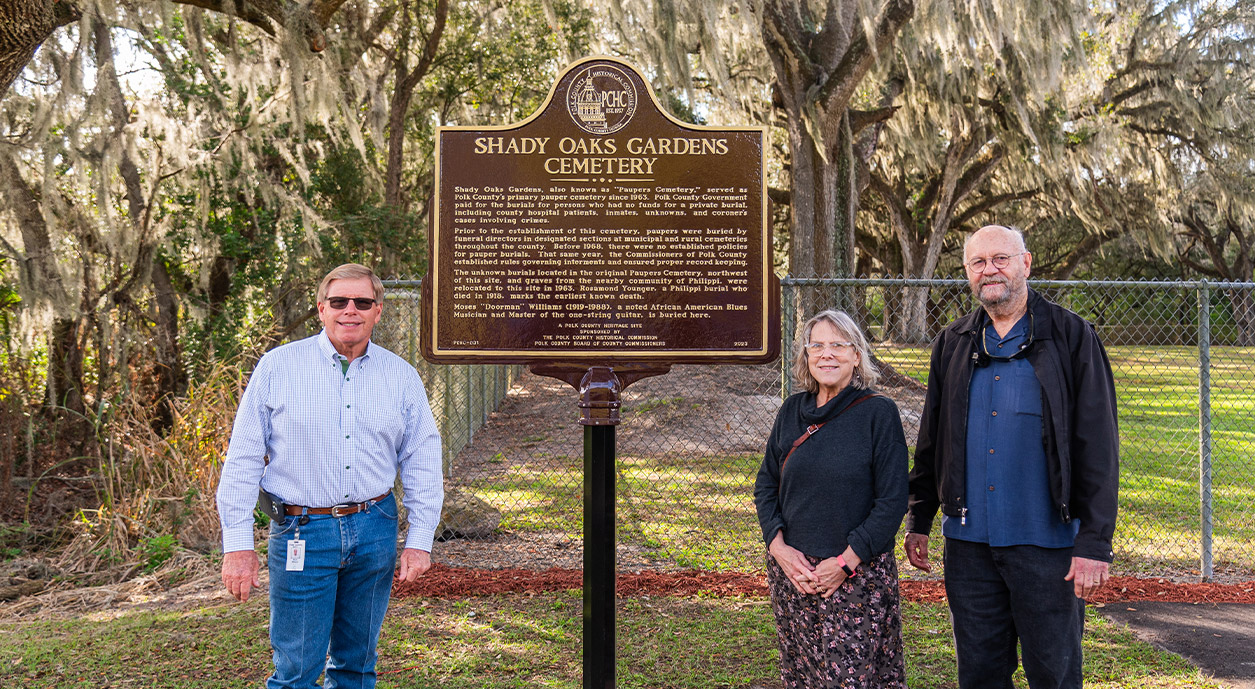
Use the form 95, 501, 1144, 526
330, 503, 356, 518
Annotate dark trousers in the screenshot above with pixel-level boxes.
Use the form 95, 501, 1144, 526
944, 538, 1085, 689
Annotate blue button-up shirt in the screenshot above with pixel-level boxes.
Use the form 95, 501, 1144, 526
943, 314, 1078, 547
216, 331, 444, 553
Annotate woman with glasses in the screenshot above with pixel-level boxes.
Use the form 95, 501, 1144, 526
754, 309, 909, 688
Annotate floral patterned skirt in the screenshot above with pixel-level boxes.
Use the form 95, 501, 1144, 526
766, 551, 907, 688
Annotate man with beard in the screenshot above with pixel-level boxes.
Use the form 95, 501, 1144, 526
903, 225, 1119, 689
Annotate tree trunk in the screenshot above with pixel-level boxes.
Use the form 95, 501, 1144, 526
894, 286, 932, 344
151, 258, 186, 432
0, 151, 85, 418
1228, 287, 1255, 347
0, 0, 81, 95
761, 0, 915, 292
46, 318, 85, 415
873, 128, 1005, 343
384, 0, 448, 208
831, 111, 857, 310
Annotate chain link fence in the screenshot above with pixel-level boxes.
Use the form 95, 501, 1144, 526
378, 279, 1255, 582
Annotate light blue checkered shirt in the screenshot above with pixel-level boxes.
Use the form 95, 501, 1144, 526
216, 331, 443, 553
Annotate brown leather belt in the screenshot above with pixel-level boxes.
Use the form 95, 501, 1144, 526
283, 491, 391, 517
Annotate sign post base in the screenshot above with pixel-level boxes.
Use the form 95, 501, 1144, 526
529, 364, 668, 689
584, 422, 615, 689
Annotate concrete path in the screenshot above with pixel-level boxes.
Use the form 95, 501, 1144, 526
1099, 602, 1255, 688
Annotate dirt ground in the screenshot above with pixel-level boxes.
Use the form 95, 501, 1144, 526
430, 363, 924, 571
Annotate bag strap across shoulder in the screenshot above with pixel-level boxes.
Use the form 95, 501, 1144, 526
779, 390, 882, 475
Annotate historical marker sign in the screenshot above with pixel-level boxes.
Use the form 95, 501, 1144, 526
421, 56, 778, 364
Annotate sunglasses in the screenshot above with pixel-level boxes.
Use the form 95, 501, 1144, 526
325, 296, 379, 310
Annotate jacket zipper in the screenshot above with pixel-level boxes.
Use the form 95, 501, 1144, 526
959, 346, 978, 526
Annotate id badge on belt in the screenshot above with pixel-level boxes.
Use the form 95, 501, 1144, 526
286, 524, 306, 571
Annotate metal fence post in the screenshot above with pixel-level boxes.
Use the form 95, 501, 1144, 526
782, 278, 795, 399
495, 365, 503, 411
443, 364, 454, 476
465, 364, 475, 452
408, 288, 419, 361
1197, 281, 1214, 581
479, 363, 488, 427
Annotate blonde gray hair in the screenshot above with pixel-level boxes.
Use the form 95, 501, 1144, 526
316, 263, 385, 303
791, 309, 880, 393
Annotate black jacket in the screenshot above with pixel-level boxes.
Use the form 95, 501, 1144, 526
905, 289, 1120, 562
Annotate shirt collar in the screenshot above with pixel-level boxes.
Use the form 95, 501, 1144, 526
986, 312, 1031, 343
316, 330, 374, 365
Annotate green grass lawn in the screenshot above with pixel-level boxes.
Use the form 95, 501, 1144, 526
0, 594, 1220, 688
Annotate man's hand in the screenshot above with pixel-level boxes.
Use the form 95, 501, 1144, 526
1065, 556, 1110, 599
396, 548, 431, 583
904, 533, 932, 572
222, 550, 261, 602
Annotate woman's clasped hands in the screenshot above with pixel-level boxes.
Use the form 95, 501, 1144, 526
807, 554, 859, 597
769, 532, 859, 598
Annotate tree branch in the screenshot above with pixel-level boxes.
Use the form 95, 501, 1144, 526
1048, 227, 1124, 279
768, 186, 791, 206
0, 0, 83, 94
951, 188, 1039, 228
762, 0, 817, 82
817, 0, 914, 121
849, 105, 898, 136
868, 172, 917, 270
950, 142, 1005, 207
168, 0, 275, 35
165, 0, 354, 51
1176, 210, 1234, 280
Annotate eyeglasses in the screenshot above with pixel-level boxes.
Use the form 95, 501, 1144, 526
804, 342, 855, 356
965, 252, 1026, 272
975, 313, 1035, 366
325, 296, 379, 310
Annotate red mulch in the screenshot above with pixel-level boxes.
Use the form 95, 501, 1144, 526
394, 566, 1255, 604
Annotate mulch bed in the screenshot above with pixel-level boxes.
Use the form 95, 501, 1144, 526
395, 565, 1255, 604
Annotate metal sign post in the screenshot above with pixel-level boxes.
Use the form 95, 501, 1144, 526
419, 56, 778, 688
580, 366, 620, 689
583, 422, 615, 688
532, 363, 666, 688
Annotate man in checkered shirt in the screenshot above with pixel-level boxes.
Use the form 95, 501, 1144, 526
217, 263, 443, 689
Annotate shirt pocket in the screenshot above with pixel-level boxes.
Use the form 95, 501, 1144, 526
1011, 366, 1043, 417
353, 400, 407, 451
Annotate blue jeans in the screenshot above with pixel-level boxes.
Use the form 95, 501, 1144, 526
944, 538, 1085, 689
266, 494, 399, 689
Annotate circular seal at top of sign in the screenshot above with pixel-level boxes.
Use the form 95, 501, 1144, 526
567, 64, 638, 135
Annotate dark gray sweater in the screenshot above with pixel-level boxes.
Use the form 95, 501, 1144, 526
755, 386, 909, 561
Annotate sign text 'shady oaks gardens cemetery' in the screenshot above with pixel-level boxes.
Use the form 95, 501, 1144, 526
418, 57, 780, 689
421, 57, 778, 365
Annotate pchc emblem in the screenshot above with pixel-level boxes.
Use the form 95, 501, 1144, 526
567, 64, 638, 135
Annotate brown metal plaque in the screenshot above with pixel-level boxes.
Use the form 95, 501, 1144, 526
420, 56, 778, 364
